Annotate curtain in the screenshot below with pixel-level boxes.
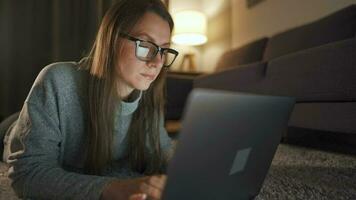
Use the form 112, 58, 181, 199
0, 0, 115, 120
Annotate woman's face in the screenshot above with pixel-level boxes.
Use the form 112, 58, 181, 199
116, 12, 171, 98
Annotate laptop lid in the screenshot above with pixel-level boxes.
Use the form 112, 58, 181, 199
162, 88, 295, 200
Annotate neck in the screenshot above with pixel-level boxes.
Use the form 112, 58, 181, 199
119, 88, 135, 101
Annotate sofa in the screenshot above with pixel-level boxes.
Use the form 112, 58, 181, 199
165, 5, 356, 142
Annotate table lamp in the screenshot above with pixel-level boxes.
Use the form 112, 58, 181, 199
172, 10, 207, 71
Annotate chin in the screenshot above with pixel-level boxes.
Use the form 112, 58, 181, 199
135, 82, 151, 91
131, 77, 156, 91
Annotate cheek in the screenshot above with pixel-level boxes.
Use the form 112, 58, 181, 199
117, 53, 147, 85
117, 47, 139, 76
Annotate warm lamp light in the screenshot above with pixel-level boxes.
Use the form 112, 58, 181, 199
172, 10, 208, 46
172, 10, 208, 72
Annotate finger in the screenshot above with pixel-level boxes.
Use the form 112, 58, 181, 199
140, 183, 162, 200
129, 193, 147, 200
147, 175, 167, 190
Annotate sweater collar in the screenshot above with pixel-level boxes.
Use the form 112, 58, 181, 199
120, 90, 142, 116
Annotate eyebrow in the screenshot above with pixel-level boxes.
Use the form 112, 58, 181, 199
135, 32, 171, 46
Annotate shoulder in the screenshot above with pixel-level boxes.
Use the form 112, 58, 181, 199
33, 61, 90, 92
36, 62, 84, 83
27, 61, 89, 104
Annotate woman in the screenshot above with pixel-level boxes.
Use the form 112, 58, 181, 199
3, 0, 178, 199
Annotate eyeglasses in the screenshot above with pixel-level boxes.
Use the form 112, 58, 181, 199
120, 33, 179, 68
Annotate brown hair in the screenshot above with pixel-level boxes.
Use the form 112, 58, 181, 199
80, 0, 174, 175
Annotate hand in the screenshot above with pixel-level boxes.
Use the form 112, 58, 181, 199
101, 175, 167, 200
129, 193, 147, 200
135, 175, 167, 200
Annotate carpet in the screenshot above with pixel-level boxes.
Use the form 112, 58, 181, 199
256, 144, 356, 199
1, 144, 356, 199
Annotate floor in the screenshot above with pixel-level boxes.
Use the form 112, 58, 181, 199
1, 126, 356, 199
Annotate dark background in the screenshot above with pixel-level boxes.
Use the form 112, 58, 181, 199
0, 0, 117, 120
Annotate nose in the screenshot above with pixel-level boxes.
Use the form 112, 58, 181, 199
147, 51, 164, 68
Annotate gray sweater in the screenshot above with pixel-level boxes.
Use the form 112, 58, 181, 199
4, 62, 172, 200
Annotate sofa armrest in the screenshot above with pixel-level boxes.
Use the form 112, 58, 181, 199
167, 71, 204, 76
0, 112, 19, 161
165, 73, 199, 120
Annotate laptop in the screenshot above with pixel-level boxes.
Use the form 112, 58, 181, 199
162, 88, 295, 200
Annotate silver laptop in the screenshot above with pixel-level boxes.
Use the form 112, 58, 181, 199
162, 88, 295, 200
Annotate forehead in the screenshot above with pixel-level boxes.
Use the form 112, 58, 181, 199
130, 12, 171, 44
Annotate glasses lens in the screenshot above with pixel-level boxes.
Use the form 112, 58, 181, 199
162, 50, 178, 67
136, 41, 157, 61
134, 40, 178, 67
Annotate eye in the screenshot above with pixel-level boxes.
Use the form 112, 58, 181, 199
138, 41, 157, 58
136, 45, 150, 58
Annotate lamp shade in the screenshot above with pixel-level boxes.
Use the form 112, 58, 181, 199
172, 10, 208, 46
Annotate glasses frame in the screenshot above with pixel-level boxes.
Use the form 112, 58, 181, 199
120, 33, 179, 68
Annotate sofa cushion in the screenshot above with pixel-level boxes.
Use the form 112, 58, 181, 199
215, 37, 268, 71
263, 5, 356, 61
264, 38, 356, 102
195, 62, 267, 92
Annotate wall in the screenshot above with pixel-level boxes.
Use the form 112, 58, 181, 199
201, 0, 232, 72
167, 0, 355, 72
232, 0, 356, 48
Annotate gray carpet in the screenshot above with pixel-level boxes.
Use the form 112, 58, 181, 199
256, 144, 356, 199
1, 144, 356, 200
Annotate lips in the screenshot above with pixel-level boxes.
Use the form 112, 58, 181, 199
141, 73, 156, 81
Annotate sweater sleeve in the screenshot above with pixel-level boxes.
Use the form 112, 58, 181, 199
6, 65, 116, 200
159, 117, 174, 166
7, 102, 115, 200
